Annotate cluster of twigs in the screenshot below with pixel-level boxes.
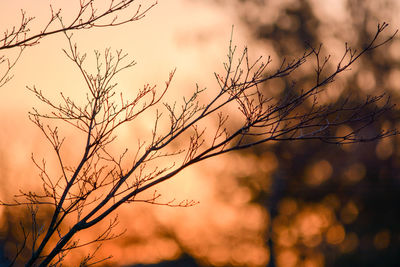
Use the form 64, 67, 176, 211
0, 0, 156, 88
0, 2, 398, 265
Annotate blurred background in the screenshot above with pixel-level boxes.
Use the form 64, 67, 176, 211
0, 0, 399, 266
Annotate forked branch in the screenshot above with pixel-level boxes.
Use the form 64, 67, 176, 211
1, 22, 397, 266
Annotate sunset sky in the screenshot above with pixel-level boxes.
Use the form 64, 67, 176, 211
0, 1, 268, 265
1, 1, 400, 266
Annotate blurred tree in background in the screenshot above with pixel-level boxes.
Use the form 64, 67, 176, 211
227, 0, 400, 266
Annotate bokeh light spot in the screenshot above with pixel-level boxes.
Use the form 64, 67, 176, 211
276, 248, 299, 267
303, 252, 325, 267
340, 201, 359, 224
373, 229, 391, 250
376, 137, 394, 160
304, 160, 332, 186
339, 232, 359, 253
326, 224, 345, 245
343, 163, 366, 184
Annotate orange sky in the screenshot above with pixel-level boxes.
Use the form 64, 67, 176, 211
1, 1, 400, 266
0, 1, 271, 266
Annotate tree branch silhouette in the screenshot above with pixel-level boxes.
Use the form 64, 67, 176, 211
0, 12, 398, 266
0, 0, 156, 87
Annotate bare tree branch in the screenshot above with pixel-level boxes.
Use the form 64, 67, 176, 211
0, 15, 397, 267
0, 0, 156, 87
